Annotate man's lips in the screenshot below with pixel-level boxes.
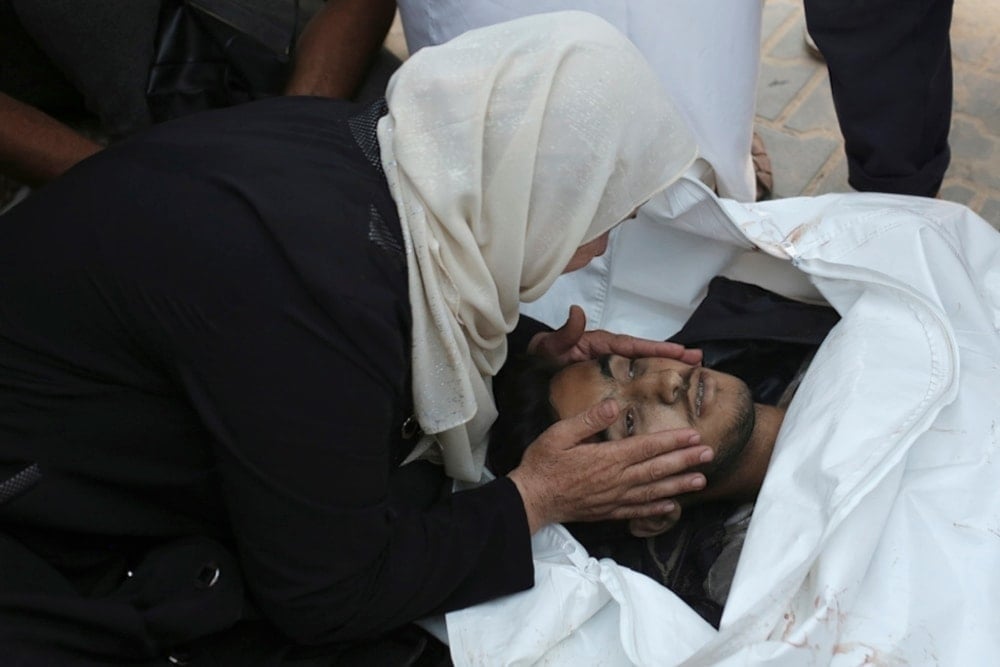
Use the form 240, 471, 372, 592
689, 368, 706, 419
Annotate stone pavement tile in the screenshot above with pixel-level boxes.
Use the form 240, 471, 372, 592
989, 50, 1000, 77
761, 1, 797, 41
785, 79, 838, 134
810, 154, 850, 196
951, 29, 994, 65
979, 198, 1000, 230
948, 154, 1000, 192
949, 116, 996, 161
768, 20, 810, 60
952, 0, 1000, 68
954, 70, 1000, 138
951, 24, 996, 65
756, 126, 838, 198
939, 183, 978, 208
756, 60, 817, 121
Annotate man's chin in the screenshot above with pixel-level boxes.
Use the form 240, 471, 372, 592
706, 388, 756, 480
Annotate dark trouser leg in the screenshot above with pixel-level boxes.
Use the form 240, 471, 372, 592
804, 0, 954, 197
9, 0, 161, 140
0, 0, 85, 119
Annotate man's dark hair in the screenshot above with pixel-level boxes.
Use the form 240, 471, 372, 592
488, 354, 562, 476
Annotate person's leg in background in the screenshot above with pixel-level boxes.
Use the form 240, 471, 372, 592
286, 0, 399, 103
804, 0, 953, 197
0, 0, 104, 205
9, 0, 162, 141
0, 0, 87, 124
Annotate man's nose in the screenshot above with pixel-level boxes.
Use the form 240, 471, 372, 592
639, 369, 685, 405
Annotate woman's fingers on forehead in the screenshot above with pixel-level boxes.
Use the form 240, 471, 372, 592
679, 347, 704, 365
607, 337, 696, 362
634, 340, 679, 356
604, 334, 646, 358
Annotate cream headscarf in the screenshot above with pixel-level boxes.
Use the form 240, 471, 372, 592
377, 11, 697, 481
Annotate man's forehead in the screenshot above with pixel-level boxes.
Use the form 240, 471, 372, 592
557, 355, 696, 386
550, 360, 608, 409
555, 358, 602, 384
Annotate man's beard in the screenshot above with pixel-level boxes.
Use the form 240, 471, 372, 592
705, 383, 756, 481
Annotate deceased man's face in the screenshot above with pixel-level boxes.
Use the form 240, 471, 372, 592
549, 356, 756, 477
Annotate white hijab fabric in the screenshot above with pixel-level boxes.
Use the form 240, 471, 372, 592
377, 11, 697, 481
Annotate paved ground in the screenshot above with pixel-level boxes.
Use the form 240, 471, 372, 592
758, 0, 1000, 228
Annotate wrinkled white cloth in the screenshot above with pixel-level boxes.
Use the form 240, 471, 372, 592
377, 11, 696, 481
395, 0, 762, 202
445, 181, 1000, 665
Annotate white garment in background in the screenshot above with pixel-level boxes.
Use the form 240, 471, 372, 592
395, 0, 762, 202
378, 12, 696, 481
445, 181, 1000, 665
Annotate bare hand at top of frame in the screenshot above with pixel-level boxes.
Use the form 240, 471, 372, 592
507, 398, 712, 534
528, 305, 703, 367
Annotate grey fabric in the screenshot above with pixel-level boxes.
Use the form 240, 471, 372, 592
192, 0, 323, 54
368, 204, 405, 267
0, 464, 41, 506
704, 503, 754, 607
347, 96, 387, 173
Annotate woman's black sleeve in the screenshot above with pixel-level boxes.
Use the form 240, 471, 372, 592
72, 96, 538, 644
169, 260, 534, 644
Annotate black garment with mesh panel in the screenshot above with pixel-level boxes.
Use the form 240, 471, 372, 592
0, 96, 531, 665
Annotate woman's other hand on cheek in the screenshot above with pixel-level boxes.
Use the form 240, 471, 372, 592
507, 398, 709, 534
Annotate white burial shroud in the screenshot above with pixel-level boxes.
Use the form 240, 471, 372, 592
442, 179, 1000, 666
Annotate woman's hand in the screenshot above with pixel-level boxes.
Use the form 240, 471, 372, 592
528, 305, 703, 366
507, 398, 712, 534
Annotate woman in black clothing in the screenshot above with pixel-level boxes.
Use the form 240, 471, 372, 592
0, 12, 710, 664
